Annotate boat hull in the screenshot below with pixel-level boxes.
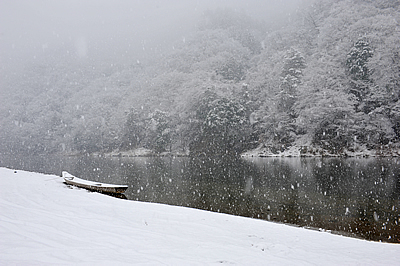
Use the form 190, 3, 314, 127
62, 171, 128, 194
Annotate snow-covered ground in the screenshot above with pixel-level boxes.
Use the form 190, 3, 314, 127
1, 167, 399, 265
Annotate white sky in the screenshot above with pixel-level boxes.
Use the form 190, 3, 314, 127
0, 0, 304, 69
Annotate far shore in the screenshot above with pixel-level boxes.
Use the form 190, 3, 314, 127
83, 144, 400, 158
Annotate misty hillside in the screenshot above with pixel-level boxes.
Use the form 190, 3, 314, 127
1, 0, 399, 156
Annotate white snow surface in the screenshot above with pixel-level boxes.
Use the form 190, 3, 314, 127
1, 167, 399, 265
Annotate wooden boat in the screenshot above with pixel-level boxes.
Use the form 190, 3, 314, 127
62, 171, 128, 194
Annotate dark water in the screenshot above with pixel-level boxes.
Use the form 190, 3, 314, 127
1, 154, 399, 243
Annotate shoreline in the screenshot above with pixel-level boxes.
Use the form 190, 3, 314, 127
241, 144, 400, 158
4, 144, 400, 158
98, 144, 400, 158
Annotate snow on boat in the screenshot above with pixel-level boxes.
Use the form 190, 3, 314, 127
62, 171, 128, 194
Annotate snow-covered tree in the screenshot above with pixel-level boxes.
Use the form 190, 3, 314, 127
346, 39, 373, 82
254, 48, 306, 147
278, 48, 306, 112
200, 8, 265, 54
189, 93, 248, 155
204, 98, 245, 131
203, 98, 247, 155
146, 109, 172, 153
2, 0, 400, 156
346, 38, 374, 107
216, 57, 247, 81
121, 108, 146, 150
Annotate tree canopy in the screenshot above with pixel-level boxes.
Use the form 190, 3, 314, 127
1, 0, 399, 156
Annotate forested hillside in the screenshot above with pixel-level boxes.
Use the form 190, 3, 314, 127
1, 0, 399, 156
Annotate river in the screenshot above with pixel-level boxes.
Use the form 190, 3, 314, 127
1, 154, 399, 243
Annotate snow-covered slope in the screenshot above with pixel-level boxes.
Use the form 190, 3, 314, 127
0, 167, 398, 265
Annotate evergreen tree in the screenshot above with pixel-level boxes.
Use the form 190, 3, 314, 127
257, 48, 306, 148
347, 39, 373, 82
189, 93, 247, 155
346, 38, 374, 106
278, 48, 306, 113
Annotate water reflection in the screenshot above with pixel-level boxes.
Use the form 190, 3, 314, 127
0, 154, 399, 243
247, 157, 400, 243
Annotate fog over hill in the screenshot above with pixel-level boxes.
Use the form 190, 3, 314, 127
1, 0, 399, 156
0, 0, 302, 67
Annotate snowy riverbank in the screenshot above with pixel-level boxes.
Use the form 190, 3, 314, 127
87, 143, 400, 158
241, 144, 400, 157
1, 167, 399, 265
